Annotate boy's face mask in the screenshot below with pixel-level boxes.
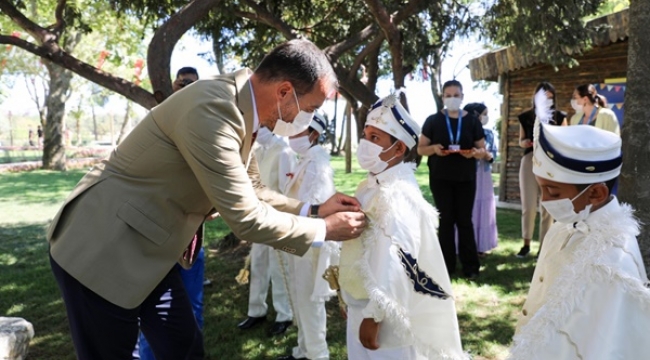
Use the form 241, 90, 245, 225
289, 134, 313, 155
541, 184, 594, 224
356, 139, 398, 174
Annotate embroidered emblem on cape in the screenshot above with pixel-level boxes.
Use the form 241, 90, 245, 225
397, 248, 450, 299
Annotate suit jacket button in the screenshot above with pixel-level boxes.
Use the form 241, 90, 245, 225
522, 309, 528, 316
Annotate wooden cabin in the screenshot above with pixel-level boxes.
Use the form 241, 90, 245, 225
469, 9, 629, 204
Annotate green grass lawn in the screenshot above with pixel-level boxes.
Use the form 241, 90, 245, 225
0, 156, 538, 360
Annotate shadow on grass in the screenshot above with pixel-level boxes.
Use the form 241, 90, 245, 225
201, 244, 349, 360
0, 222, 75, 360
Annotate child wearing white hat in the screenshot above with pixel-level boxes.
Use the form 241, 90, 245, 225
510, 123, 650, 359
338, 94, 466, 360
279, 113, 339, 360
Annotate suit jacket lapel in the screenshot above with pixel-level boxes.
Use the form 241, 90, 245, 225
234, 68, 255, 166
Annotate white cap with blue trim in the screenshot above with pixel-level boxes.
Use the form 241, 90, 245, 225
310, 112, 327, 134
532, 123, 622, 184
365, 92, 421, 150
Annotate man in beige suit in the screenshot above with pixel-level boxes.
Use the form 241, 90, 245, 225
47, 39, 366, 360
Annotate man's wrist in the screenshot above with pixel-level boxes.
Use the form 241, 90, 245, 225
310, 204, 321, 218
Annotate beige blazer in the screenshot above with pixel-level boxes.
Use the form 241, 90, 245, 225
47, 69, 322, 309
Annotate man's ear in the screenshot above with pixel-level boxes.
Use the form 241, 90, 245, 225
277, 81, 293, 100
588, 183, 609, 205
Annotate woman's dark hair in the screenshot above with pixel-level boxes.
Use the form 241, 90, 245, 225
531, 82, 561, 125
575, 84, 608, 108
463, 103, 487, 118
254, 39, 338, 96
442, 80, 463, 94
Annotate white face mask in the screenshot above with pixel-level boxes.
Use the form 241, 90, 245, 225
541, 185, 594, 224
570, 99, 583, 113
289, 135, 312, 155
273, 90, 314, 137
443, 97, 462, 112
256, 127, 274, 145
356, 139, 398, 174
480, 114, 489, 125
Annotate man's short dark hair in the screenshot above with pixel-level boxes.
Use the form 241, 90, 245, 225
254, 39, 338, 96
176, 67, 199, 79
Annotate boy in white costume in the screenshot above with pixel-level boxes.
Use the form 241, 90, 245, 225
237, 127, 295, 336
338, 94, 466, 360
509, 123, 650, 360
278, 113, 339, 360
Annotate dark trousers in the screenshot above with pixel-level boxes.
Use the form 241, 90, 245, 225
50, 254, 204, 360
430, 178, 480, 276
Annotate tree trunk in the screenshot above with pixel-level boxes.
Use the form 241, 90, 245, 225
345, 102, 352, 174
427, 49, 444, 111
116, 101, 132, 144
42, 62, 73, 170
91, 104, 98, 141
212, 34, 225, 75
620, 0, 650, 274
330, 94, 338, 155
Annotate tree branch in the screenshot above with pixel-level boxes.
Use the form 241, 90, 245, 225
393, 0, 426, 23
52, 0, 67, 34
0, 0, 50, 44
146, 0, 223, 102
332, 63, 378, 107
348, 34, 384, 81
0, 35, 157, 109
241, 0, 296, 39
324, 24, 378, 61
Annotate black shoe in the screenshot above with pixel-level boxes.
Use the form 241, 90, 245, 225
464, 272, 479, 281
516, 245, 530, 258
237, 316, 266, 330
276, 356, 308, 360
268, 320, 292, 336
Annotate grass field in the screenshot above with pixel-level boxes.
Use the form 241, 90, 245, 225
0, 156, 538, 359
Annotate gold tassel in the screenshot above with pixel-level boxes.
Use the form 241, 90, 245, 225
322, 265, 347, 310
235, 254, 252, 285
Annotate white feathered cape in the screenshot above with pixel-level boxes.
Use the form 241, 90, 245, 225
510, 197, 650, 360
339, 162, 466, 359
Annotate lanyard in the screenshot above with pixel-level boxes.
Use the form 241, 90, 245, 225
581, 107, 598, 125
444, 110, 462, 145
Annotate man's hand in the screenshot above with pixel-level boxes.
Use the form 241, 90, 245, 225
319, 192, 362, 218
205, 212, 221, 222
359, 318, 380, 350
324, 212, 367, 241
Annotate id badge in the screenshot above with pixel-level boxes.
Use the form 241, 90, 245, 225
448, 144, 461, 152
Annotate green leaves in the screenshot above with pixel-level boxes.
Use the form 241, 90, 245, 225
481, 0, 613, 65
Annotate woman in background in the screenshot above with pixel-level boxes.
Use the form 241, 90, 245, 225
566, 83, 620, 135
463, 103, 498, 257
516, 82, 566, 258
